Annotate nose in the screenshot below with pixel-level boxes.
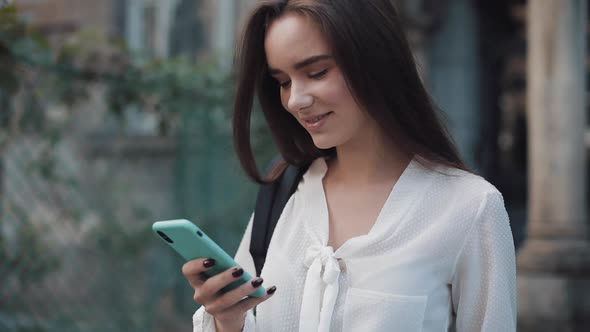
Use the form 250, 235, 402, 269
287, 82, 313, 112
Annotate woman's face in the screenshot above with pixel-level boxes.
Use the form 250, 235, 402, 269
264, 13, 376, 150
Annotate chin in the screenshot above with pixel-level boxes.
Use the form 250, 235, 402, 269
310, 135, 338, 150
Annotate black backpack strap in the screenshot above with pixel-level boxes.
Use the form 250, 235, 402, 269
250, 158, 309, 277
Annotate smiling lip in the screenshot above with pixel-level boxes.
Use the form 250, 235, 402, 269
301, 112, 333, 131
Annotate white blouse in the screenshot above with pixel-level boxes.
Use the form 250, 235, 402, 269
193, 158, 516, 332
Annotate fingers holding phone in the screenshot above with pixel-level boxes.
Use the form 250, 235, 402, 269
208, 283, 276, 332
182, 258, 276, 331
182, 258, 215, 288
182, 258, 276, 306
153, 219, 275, 330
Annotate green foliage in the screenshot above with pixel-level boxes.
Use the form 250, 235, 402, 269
0, 5, 25, 96
90, 220, 153, 258
0, 4, 236, 138
104, 56, 235, 134
0, 204, 61, 290
0, 42, 18, 95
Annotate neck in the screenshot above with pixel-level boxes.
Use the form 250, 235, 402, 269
327, 128, 411, 185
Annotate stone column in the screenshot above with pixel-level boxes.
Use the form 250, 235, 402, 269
153, 0, 180, 59
428, 0, 481, 168
213, 0, 236, 70
125, 0, 144, 53
125, 0, 180, 59
517, 1, 589, 331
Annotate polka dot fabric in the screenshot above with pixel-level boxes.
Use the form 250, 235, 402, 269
193, 158, 516, 332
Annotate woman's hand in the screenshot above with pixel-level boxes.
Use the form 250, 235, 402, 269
182, 258, 276, 332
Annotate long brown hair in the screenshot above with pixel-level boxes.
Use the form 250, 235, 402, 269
233, 0, 469, 183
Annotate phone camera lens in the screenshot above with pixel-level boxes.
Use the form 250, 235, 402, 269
196, 231, 203, 237
157, 231, 174, 243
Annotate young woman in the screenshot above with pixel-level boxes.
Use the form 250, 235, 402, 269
183, 1, 516, 331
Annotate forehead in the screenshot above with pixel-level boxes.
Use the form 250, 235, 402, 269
264, 13, 331, 70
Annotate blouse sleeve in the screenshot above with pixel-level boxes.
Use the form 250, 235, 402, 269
192, 215, 257, 332
451, 191, 517, 332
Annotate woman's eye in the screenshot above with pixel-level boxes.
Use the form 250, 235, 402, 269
279, 80, 291, 89
309, 69, 328, 79
277, 69, 326, 89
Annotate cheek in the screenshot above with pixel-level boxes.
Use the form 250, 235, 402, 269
322, 74, 355, 106
325, 79, 368, 125
280, 90, 291, 113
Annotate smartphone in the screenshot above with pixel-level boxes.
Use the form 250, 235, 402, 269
152, 219, 265, 298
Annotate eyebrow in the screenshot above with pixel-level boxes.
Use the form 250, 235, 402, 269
268, 54, 333, 75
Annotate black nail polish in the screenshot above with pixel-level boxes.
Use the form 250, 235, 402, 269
203, 259, 216, 268
266, 286, 277, 295
251, 278, 264, 288
232, 268, 244, 278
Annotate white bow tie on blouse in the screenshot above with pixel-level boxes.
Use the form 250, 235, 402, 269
299, 244, 342, 332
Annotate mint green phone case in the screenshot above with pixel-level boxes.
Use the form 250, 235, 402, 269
152, 219, 265, 298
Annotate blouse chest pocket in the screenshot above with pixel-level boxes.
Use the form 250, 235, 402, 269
342, 287, 427, 332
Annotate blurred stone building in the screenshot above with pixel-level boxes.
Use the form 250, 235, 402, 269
2, 0, 589, 331
2, 1, 257, 330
